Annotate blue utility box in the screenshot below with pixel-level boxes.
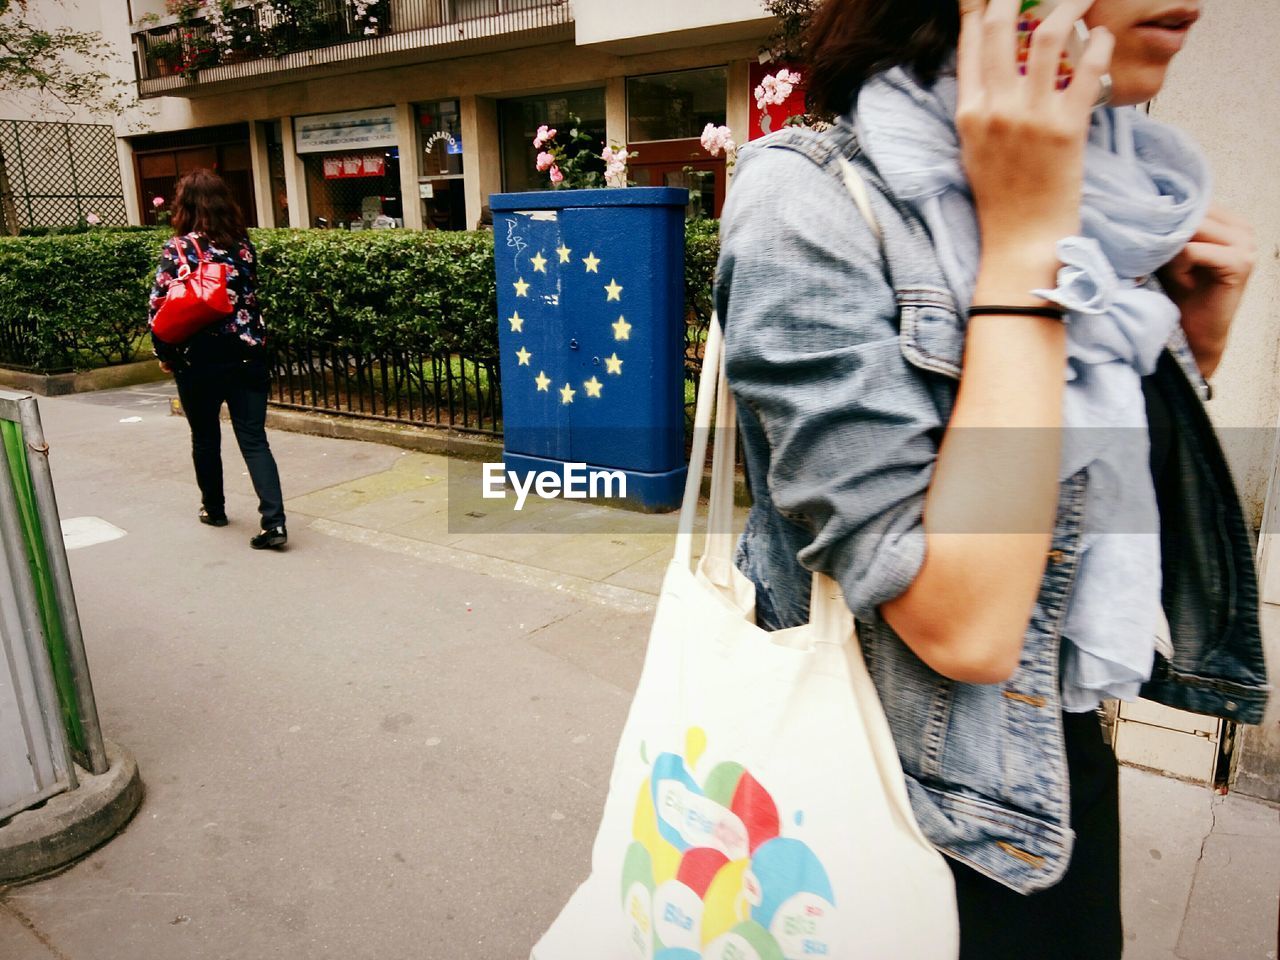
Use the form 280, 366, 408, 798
489, 187, 688, 512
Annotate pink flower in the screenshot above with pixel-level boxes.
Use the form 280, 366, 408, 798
533, 124, 557, 149
535, 150, 555, 172
85, 212, 101, 225
549, 164, 564, 185
602, 144, 630, 187
152, 196, 165, 208
700, 123, 735, 158
756, 70, 802, 111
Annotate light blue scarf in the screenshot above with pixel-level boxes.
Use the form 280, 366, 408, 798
856, 66, 1210, 711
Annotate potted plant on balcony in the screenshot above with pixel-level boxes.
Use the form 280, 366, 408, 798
346, 0, 391, 38
207, 0, 243, 64
147, 37, 183, 76
488, 117, 692, 511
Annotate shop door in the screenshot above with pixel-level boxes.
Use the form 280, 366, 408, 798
136, 141, 257, 227
627, 139, 724, 219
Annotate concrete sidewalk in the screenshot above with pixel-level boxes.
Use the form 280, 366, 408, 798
0, 383, 1276, 959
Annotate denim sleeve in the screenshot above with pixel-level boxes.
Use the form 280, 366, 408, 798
716, 146, 943, 621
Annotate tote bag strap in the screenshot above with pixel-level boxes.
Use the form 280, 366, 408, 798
674, 317, 725, 570
673, 317, 844, 627
677, 155, 884, 612
673, 316, 743, 577
673, 162, 936, 851
838, 156, 883, 248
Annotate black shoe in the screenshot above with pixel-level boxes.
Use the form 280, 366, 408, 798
250, 525, 287, 550
199, 508, 228, 527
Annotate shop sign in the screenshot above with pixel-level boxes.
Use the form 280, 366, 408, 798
423, 130, 463, 156
295, 107, 398, 154
322, 154, 387, 179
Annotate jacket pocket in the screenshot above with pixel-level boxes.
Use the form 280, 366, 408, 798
897, 286, 963, 380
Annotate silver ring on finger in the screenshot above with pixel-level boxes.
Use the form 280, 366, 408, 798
1094, 72, 1113, 108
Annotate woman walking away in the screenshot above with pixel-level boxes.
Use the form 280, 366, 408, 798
148, 168, 287, 550
716, 0, 1268, 956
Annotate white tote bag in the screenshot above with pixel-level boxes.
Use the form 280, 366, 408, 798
531, 309, 960, 959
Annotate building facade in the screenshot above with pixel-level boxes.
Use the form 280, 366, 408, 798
6, 0, 1279, 794
101, 0, 781, 232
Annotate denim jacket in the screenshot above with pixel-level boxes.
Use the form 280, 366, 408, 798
715, 118, 1270, 893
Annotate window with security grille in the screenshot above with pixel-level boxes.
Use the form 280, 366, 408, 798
302, 150, 404, 229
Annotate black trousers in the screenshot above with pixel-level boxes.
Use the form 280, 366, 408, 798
174, 358, 286, 529
948, 710, 1122, 960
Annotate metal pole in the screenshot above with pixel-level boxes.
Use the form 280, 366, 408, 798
0, 521, 64, 805
17, 397, 109, 775
0, 426, 77, 792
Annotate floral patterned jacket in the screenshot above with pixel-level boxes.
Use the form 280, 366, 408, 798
148, 231, 266, 366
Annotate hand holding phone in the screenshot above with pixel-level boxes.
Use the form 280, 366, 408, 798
956, 0, 1115, 277
1018, 1, 1085, 85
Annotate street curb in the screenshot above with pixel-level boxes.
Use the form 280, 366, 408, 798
263, 406, 503, 462
311, 518, 661, 613
169, 397, 506, 463
0, 360, 169, 397
0, 739, 144, 885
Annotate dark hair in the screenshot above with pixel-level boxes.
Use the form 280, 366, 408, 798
806, 0, 960, 116
170, 168, 247, 249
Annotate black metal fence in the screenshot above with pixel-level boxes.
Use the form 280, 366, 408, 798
135, 0, 572, 94
268, 339, 502, 436
265, 336, 714, 448
0, 122, 127, 232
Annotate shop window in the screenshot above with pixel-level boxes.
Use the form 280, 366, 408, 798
302, 149, 403, 229
624, 67, 728, 218
416, 99, 466, 231
627, 67, 727, 143
499, 88, 605, 192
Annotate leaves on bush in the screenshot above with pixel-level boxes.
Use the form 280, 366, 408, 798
0, 225, 718, 374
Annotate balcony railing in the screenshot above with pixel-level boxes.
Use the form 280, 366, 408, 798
132, 0, 573, 97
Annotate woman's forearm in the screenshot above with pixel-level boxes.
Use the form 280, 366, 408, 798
876, 0, 1109, 682
882, 249, 1067, 683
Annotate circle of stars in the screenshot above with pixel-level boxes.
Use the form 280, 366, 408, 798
511, 245, 630, 405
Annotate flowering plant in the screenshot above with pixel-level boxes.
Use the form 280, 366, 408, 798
206, 0, 257, 56
755, 67, 822, 133
754, 67, 801, 111
700, 123, 738, 172
153, 196, 171, 227
532, 115, 631, 189
348, 0, 382, 35
178, 30, 218, 78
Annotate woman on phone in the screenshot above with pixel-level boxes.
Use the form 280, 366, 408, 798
148, 168, 287, 550
715, 0, 1267, 955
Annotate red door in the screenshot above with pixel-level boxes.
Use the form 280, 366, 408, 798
627, 138, 726, 219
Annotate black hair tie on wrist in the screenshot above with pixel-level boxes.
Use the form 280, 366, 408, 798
969, 304, 1067, 320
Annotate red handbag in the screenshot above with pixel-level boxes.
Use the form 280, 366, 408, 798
151, 235, 234, 345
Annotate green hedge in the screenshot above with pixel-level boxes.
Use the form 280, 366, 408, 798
254, 228, 499, 358
0, 231, 164, 372
0, 223, 721, 373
